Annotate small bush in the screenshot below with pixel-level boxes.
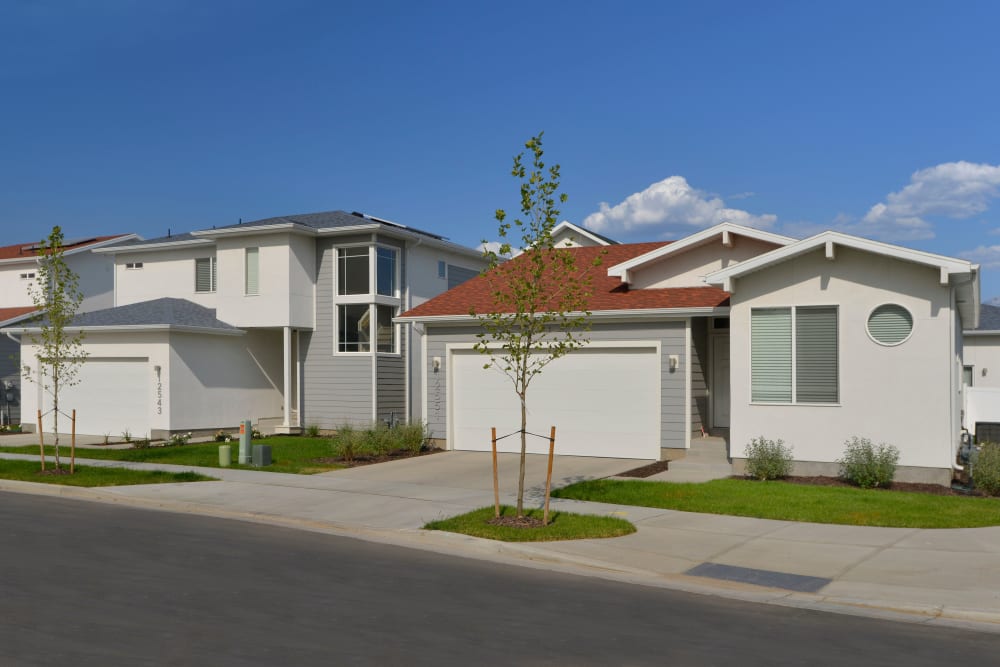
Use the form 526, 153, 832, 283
121, 430, 132, 443
168, 432, 193, 447
743, 436, 793, 480
972, 442, 1000, 496
330, 422, 430, 462
304, 424, 321, 438
131, 438, 151, 449
214, 430, 233, 443
396, 421, 428, 455
838, 437, 899, 489
331, 424, 362, 462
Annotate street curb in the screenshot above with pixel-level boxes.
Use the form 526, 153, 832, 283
2, 478, 999, 634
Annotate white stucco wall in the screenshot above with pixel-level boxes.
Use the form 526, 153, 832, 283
167, 329, 284, 429
19, 332, 172, 435
114, 245, 219, 310
962, 335, 1000, 389
728, 246, 958, 471
631, 237, 782, 289
0, 261, 38, 308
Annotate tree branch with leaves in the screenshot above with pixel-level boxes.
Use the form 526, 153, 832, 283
22, 226, 87, 471
472, 132, 604, 518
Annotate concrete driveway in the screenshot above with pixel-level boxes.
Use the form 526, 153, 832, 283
327, 450, 647, 500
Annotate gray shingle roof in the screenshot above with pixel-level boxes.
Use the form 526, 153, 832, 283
212, 209, 446, 241
22, 298, 240, 332
977, 303, 1000, 331
106, 232, 204, 248
114, 210, 448, 251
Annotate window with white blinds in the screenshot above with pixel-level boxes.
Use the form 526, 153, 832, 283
195, 257, 216, 293
751, 306, 838, 404
867, 304, 912, 345
245, 247, 260, 295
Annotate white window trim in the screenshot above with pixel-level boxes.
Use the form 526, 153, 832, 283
865, 303, 914, 347
194, 256, 217, 293
245, 247, 260, 296
749, 305, 840, 406
332, 243, 401, 356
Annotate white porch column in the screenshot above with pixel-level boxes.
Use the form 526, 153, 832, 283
282, 326, 292, 428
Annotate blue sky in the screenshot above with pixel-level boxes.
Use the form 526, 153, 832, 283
3, 1, 1000, 299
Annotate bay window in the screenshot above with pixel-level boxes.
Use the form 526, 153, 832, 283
334, 245, 399, 354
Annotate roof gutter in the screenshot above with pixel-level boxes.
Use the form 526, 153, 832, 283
3, 324, 246, 337
396, 305, 730, 325
93, 238, 214, 254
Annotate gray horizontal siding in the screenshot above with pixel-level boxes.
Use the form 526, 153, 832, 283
423, 320, 688, 449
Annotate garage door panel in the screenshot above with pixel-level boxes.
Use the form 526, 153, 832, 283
451, 347, 661, 459
42, 359, 150, 437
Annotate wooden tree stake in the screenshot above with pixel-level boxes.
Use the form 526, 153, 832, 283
491, 427, 500, 519
543, 426, 556, 525
37, 409, 45, 471
71, 409, 76, 475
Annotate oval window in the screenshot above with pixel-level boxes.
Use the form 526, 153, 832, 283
867, 304, 913, 345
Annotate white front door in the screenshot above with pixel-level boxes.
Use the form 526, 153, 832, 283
712, 335, 730, 428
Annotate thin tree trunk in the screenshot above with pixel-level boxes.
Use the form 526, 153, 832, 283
517, 395, 527, 517
53, 376, 61, 470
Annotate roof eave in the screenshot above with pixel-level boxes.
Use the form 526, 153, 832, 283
5, 324, 245, 336
397, 305, 730, 325
93, 238, 215, 254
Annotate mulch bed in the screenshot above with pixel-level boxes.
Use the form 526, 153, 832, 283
615, 460, 984, 496
617, 460, 672, 478
36, 468, 72, 476
311, 447, 443, 468
779, 475, 984, 497
488, 515, 546, 528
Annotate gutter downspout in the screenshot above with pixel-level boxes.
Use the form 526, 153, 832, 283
951, 280, 964, 473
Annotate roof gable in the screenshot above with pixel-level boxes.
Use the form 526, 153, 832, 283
551, 221, 619, 247
398, 242, 731, 321
606, 222, 794, 283
0, 234, 136, 262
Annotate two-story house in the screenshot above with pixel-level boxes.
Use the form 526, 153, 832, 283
7, 211, 485, 439
0, 234, 135, 427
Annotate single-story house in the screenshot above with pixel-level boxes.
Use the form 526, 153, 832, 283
398, 222, 980, 485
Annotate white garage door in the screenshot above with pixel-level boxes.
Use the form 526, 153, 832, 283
42, 358, 150, 437
450, 345, 661, 459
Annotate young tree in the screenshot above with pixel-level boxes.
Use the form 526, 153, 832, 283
473, 133, 603, 518
23, 226, 87, 470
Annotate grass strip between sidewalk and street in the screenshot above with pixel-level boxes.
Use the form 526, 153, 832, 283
0, 459, 215, 487
0, 436, 342, 474
551, 478, 1000, 529
424, 505, 636, 542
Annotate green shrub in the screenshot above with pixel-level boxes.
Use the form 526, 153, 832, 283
330, 422, 430, 462
396, 421, 428, 455
168, 432, 193, 447
304, 424, 321, 438
838, 437, 899, 489
743, 436, 793, 480
972, 442, 1000, 496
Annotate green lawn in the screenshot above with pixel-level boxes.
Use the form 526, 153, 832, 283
424, 505, 636, 542
551, 478, 1000, 529
0, 436, 342, 474
0, 459, 215, 486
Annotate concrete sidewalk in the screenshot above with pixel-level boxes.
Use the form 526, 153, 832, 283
1, 450, 999, 632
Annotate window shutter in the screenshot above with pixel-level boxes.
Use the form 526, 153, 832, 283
796, 307, 838, 403
245, 247, 259, 295
195, 257, 214, 292
751, 308, 792, 402
867, 304, 912, 345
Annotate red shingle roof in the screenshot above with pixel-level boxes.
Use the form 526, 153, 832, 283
400, 242, 731, 319
0, 306, 39, 325
0, 235, 130, 261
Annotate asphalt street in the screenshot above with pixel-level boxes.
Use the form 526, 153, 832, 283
1, 491, 997, 666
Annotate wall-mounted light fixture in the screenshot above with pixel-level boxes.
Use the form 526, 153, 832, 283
432, 357, 441, 372
668, 354, 679, 372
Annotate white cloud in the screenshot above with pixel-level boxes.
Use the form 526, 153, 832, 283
960, 245, 1000, 269
856, 161, 1000, 241
582, 176, 777, 237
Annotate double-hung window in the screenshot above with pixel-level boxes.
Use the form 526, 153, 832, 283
195, 257, 217, 293
245, 247, 260, 295
334, 245, 400, 354
751, 306, 838, 404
